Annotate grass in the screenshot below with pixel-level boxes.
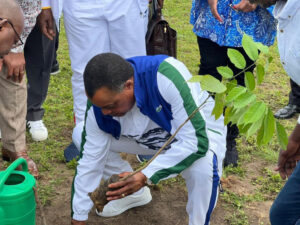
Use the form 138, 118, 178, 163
0, 0, 296, 224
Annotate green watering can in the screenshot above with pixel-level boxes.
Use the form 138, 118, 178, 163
0, 158, 36, 225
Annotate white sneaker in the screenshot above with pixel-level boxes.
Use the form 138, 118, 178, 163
96, 186, 152, 217
27, 120, 48, 141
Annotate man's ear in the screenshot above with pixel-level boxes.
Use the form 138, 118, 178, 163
124, 77, 134, 90
0, 19, 8, 29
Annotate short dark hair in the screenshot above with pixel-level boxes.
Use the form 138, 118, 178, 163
83, 53, 134, 98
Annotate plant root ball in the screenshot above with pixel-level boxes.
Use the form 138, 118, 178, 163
88, 174, 120, 212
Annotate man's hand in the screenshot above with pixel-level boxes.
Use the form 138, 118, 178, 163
37, 9, 56, 40
106, 172, 147, 201
3, 52, 25, 83
234, 0, 257, 12
0, 58, 3, 71
275, 124, 300, 180
208, 0, 223, 22
71, 219, 86, 225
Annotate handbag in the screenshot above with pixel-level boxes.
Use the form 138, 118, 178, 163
146, 0, 177, 58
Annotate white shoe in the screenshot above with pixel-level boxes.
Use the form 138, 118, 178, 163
27, 120, 48, 141
96, 186, 152, 217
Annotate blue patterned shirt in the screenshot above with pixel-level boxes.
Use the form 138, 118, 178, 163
190, 0, 277, 47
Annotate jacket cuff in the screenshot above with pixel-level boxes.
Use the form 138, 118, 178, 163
72, 214, 88, 221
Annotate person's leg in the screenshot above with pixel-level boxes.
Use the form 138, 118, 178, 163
108, 0, 148, 58
0, 65, 38, 177
181, 150, 222, 225
51, 26, 60, 75
270, 163, 300, 225
63, 7, 110, 124
275, 79, 300, 119
25, 22, 56, 141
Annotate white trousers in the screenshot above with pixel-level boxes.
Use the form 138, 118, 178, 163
63, 0, 148, 124
73, 122, 224, 225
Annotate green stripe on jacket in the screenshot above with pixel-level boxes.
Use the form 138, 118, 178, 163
149, 60, 209, 184
71, 100, 92, 217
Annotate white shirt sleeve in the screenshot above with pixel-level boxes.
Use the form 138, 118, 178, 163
72, 107, 113, 221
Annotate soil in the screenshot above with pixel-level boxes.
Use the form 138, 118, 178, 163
1, 154, 273, 225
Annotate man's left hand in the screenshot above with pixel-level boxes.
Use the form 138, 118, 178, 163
3, 52, 25, 83
106, 172, 147, 201
234, 0, 257, 12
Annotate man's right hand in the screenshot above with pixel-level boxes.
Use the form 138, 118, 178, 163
207, 0, 223, 22
37, 8, 56, 40
71, 219, 86, 225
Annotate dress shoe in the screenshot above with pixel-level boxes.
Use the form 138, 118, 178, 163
274, 104, 300, 119
2, 149, 38, 177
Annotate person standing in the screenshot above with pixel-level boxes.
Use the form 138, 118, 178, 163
0, 0, 41, 177
190, 0, 277, 167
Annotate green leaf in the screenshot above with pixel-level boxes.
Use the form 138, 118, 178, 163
217, 66, 233, 79
276, 121, 288, 149
226, 79, 237, 93
212, 93, 225, 120
188, 75, 227, 93
257, 121, 264, 146
242, 34, 259, 61
231, 107, 248, 125
256, 64, 265, 85
246, 116, 264, 139
268, 56, 273, 63
239, 123, 251, 134
245, 71, 255, 91
243, 101, 266, 124
226, 86, 247, 103
262, 108, 275, 145
227, 49, 246, 69
224, 106, 234, 125
255, 42, 269, 54
233, 92, 256, 109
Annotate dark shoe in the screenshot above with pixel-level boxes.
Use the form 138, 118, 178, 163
223, 142, 238, 168
136, 155, 153, 163
64, 142, 80, 162
274, 104, 300, 119
2, 148, 39, 177
50, 61, 60, 75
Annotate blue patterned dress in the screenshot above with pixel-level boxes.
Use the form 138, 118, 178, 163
190, 0, 277, 47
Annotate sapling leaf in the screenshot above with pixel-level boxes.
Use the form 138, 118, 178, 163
245, 71, 255, 91
188, 75, 227, 93
255, 42, 269, 54
257, 120, 264, 146
226, 79, 237, 93
212, 93, 225, 120
242, 34, 259, 61
226, 86, 247, 103
246, 116, 264, 139
228, 49, 246, 69
233, 92, 256, 109
262, 108, 275, 145
230, 107, 248, 125
256, 64, 265, 85
243, 101, 266, 124
268, 56, 273, 63
276, 121, 288, 149
217, 66, 233, 79
224, 106, 234, 125
238, 123, 251, 134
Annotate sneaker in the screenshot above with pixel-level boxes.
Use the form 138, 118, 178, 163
64, 142, 80, 162
274, 104, 300, 119
27, 120, 48, 141
50, 61, 60, 75
96, 186, 152, 217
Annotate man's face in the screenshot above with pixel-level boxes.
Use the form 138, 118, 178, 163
0, 19, 23, 57
90, 79, 135, 117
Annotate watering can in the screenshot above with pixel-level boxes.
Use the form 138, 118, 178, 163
0, 158, 36, 225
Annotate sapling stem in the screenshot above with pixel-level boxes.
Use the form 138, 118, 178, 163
120, 94, 211, 182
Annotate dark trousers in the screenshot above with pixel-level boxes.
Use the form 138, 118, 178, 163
289, 79, 300, 106
270, 163, 300, 225
197, 37, 256, 144
24, 22, 58, 121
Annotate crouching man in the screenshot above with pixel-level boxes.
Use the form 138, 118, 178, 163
71, 53, 227, 225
